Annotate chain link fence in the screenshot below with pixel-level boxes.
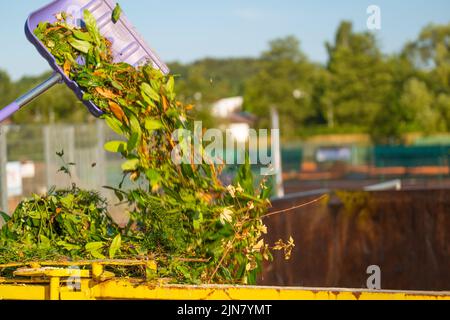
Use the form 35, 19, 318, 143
1, 123, 450, 215
0, 121, 126, 221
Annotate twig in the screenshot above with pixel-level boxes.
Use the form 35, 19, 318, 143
176, 257, 210, 263
261, 194, 327, 219
207, 194, 327, 283
208, 236, 237, 284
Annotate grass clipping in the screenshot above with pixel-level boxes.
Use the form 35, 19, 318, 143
0, 10, 294, 284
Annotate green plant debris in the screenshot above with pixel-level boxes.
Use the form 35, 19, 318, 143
0, 185, 124, 263
0, 10, 293, 284
112, 3, 122, 24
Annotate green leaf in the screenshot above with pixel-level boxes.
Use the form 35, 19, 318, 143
34, 22, 49, 40
150, 79, 161, 91
0, 211, 10, 223
104, 141, 127, 153
109, 234, 122, 258
115, 190, 124, 202
105, 116, 125, 136
145, 119, 163, 131
68, 37, 92, 54
122, 159, 140, 171
128, 113, 142, 152
129, 113, 142, 137
83, 10, 101, 45
85, 241, 105, 251
60, 194, 75, 209
111, 80, 124, 91
166, 76, 175, 94
63, 220, 76, 238
193, 212, 203, 231
57, 241, 81, 251
91, 250, 106, 259
141, 93, 157, 108
234, 153, 254, 195
146, 265, 157, 280
127, 132, 139, 152
112, 3, 122, 24
247, 269, 257, 285
39, 234, 51, 249
176, 265, 192, 281
260, 182, 272, 200
141, 83, 160, 102
72, 30, 93, 42
145, 169, 162, 187
103, 186, 125, 202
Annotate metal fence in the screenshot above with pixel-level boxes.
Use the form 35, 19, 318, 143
0, 121, 125, 217
280, 141, 450, 176
1, 123, 450, 215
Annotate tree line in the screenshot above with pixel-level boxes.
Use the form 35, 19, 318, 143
0, 21, 449, 144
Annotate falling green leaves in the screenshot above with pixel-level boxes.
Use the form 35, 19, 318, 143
20, 10, 290, 286
112, 3, 122, 24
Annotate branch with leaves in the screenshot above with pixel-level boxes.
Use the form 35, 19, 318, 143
0, 9, 295, 284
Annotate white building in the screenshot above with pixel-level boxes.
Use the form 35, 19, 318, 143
211, 96, 244, 118
211, 97, 256, 143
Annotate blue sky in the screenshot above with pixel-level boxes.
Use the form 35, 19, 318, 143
0, 0, 449, 80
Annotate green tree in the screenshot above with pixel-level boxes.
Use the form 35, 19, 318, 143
322, 22, 393, 128
0, 69, 12, 110
369, 55, 416, 144
244, 36, 319, 136
400, 78, 442, 134
404, 23, 450, 91
435, 94, 450, 130
403, 23, 450, 131
169, 58, 261, 105
262, 36, 306, 62
10, 72, 88, 124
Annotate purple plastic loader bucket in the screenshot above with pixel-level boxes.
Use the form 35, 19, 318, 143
25, 0, 169, 117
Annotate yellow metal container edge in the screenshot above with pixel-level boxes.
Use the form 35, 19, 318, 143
1, 280, 449, 300
1, 261, 448, 300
